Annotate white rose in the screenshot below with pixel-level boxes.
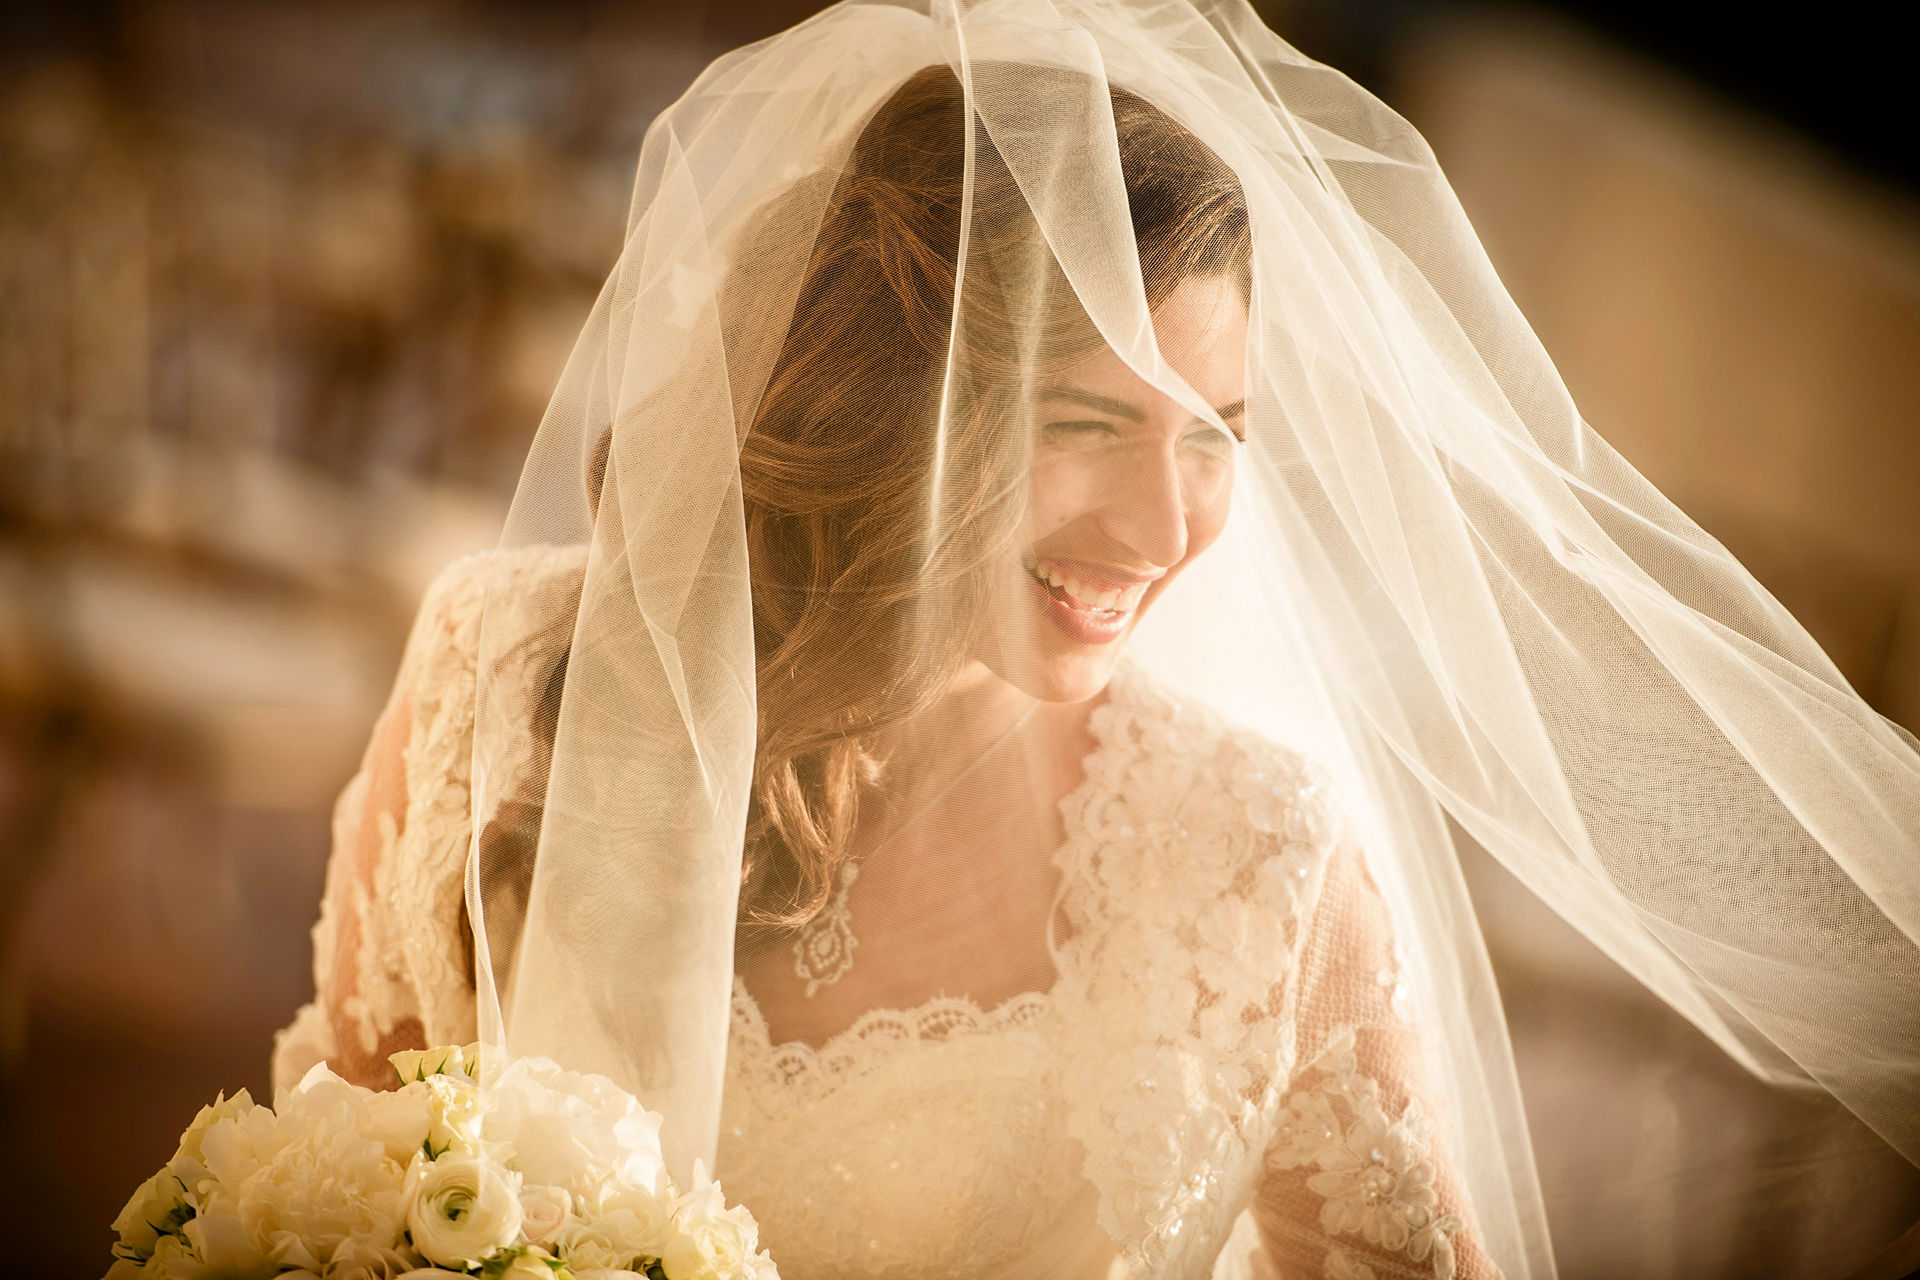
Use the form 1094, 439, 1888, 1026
519, 1184, 573, 1244
111, 1167, 191, 1261
389, 1042, 482, 1085
573, 1272, 650, 1280
550, 1182, 672, 1269
404, 1151, 523, 1267
489, 1246, 567, 1279
179, 1188, 273, 1279
144, 1230, 211, 1279
393, 1271, 469, 1280
422, 1072, 493, 1155
359, 1082, 434, 1165
485, 1058, 666, 1200
167, 1088, 256, 1192
660, 1163, 761, 1280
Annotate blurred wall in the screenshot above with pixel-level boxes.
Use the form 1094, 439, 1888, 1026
0, 3, 712, 1268
1400, 10, 1920, 732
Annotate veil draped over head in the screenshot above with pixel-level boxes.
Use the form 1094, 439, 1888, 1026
460, 0, 1920, 1273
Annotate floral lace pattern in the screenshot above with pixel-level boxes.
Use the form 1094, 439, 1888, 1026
1048, 667, 1340, 1277
278, 550, 1484, 1280
1269, 1029, 1464, 1280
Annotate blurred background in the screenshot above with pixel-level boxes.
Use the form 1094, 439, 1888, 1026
1, 1, 1916, 1275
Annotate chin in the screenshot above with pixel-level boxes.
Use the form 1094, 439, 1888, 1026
997, 644, 1127, 704
973, 557, 1162, 703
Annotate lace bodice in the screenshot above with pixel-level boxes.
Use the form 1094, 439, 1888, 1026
276, 549, 1498, 1280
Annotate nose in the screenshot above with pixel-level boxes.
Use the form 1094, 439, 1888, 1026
1095, 438, 1189, 570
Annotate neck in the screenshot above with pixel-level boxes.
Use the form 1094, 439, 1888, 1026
869, 660, 1037, 796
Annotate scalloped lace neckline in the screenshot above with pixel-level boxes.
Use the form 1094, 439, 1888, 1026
728, 666, 1138, 1074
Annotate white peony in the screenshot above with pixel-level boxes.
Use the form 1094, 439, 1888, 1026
660, 1161, 764, 1280
403, 1151, 524, 1267
519, 1183, 574, 1244
191, 1065, 409, 1276
484, 1057, 666, 1200
324, 1234, 420, 1279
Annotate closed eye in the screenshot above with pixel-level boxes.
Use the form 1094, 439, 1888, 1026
1184, 426, 1237, 454
1042, 420, 1120, 437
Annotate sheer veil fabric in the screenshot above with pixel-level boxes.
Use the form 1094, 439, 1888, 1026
431, 0, 1920, 1274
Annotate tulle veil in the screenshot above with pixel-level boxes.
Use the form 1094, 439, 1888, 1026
454, 1, 1920, 1274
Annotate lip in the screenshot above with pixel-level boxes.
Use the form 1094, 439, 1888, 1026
1025, 561, 1138, 646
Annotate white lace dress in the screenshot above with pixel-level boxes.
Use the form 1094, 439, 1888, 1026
275, 549, 1497, 1280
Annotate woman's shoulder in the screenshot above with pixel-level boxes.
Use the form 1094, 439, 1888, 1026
413, 543, 589, 627
398, 544, 588, 671
1099, 658, 1342, 845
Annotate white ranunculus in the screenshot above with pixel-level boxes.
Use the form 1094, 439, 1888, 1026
572, 1272, 650, 1280
659, 1162, 762, 1280
485, 1057, 667, 1200
519, 1184, 573, 1244
111, 1167, 191, 1261
403, 1151, 524, 1268
392, 1271, 469, 1279
193, 1068, 409, 1275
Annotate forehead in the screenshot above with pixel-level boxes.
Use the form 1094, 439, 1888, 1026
1049, 275, 1247, 401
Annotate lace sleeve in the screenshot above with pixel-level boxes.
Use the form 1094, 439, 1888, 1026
1253, 837, 1501, 1280
271, 557, 500, 1092
271, 545, 588, 1094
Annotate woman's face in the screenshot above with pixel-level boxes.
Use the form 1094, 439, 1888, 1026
978, 273, 1247, 703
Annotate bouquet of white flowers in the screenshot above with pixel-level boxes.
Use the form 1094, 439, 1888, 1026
105, 1045, 777, 1280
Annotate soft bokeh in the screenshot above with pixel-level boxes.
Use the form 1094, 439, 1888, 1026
2, 1, 1914, 1274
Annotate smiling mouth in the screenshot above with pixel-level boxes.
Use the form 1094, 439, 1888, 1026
1021, 556, 1152, 617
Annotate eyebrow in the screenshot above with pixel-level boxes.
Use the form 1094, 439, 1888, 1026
1041, 386, 1246, 438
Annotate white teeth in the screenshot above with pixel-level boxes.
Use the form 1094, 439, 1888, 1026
1026, 559, 1145, 613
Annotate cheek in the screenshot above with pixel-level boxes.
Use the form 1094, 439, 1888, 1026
1023, 458, 1098, 535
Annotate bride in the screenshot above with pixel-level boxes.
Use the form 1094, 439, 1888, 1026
273, 1, 1920, 1276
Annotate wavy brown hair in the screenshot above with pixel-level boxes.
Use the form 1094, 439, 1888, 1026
732, 65, 1251, 945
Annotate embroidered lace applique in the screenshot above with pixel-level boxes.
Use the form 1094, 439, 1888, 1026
1269, 1028, 1465, 1280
